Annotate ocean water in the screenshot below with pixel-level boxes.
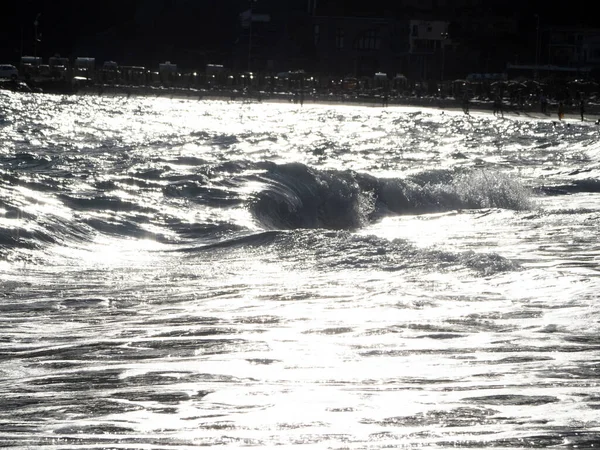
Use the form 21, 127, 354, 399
1, 90, 600, 449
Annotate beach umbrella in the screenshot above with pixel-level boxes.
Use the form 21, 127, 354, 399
567, 80, 597, 88
507, 81, 526, 90
490, 80, 507, 91
522, 80, 544, 93
567, 79, 599, 95
524, 80, 542, 86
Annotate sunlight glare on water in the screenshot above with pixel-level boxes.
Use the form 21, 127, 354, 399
1, 92, 600, 449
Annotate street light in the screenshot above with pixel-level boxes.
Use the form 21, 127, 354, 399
440, 32, 449, 96
248, 0, 257, 72
535, 14, 540, 79
33, 13, 41, 58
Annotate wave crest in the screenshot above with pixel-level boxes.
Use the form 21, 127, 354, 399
249, 163, 375, 230
249, 164, 532, 230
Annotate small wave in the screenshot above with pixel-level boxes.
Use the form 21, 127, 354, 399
530, 207, 600, 216
249, 163, 532, 231
131, 167, 167, 180
0, 212, 96, 256
464, 394, 559, 406
0, 183, 97, 257
179, 230, 282, 252
536, 178, 600, 195
256, 230, 519, 276
163, 181, 242, 206
168, 220, 245, 242
83, 216, 170, 242
58, 194, 157, 214
1, 153, 55, 171
362, 406, 498, 428
211, 134, 239, 148
159, 156, 210, 166
434, 248, 521, 276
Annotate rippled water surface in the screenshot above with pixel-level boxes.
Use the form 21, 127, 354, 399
1, 91, 600, 449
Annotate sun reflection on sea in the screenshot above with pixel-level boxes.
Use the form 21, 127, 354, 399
2, 92, 600, 448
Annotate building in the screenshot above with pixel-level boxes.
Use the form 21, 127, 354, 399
311, 15, 405, 78
232, 0, 315, 73
546, 26, 600, 68
405, 19, 450, 81
232, 1, 525, 83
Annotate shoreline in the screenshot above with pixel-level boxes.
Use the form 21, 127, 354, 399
82, 83, 600, 124
4, 79, 599, 123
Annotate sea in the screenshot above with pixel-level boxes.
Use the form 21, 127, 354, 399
1, 90, 600, 449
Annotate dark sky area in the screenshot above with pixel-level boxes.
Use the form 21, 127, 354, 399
0, 1, 595, 67
1, 1, 250, 66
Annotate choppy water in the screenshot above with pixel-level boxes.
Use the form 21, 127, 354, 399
1, 90, 600, 449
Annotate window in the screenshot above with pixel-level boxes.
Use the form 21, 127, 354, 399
412, 25, 418, 37
336, 28, 344, 49
355, 30, 381, 50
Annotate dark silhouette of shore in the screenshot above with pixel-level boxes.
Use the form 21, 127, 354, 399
3, 69, 600, 121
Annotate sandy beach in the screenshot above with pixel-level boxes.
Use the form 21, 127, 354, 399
73, 82, 600, 125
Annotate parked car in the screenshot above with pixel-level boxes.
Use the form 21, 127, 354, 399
0, 64, 18, 79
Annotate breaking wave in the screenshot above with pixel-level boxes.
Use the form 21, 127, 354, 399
249, 163, 532, 230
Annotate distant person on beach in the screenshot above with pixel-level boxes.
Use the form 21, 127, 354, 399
462, 93, 470, 115
558, 102, 565, 121
540, 94, 548, 114
579, 99, 585, 121
493, 94, 503, 118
